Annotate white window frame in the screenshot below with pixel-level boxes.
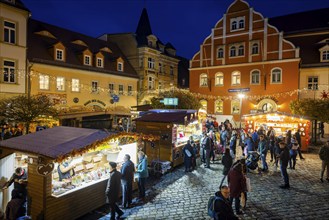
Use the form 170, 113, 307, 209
71, 78, 80, 92
200, 73, 208, 87
39, 74, 50, 90
239, 19, 245, 29
84, 55, 91, 66
230, 46, 236, 57
118, 84, 124, 95
238, 45, 244, 56
96, 57, 103, 67
307, 76, 318, 90
230, 17, 245, 32
148, 57, 155, 69
231, 21, 237, 30
200, 99, 207, 111
215, 72, 224, 86
231, 99, 240, 114
56, 49, 64, 61
271, 68, 282, 84
56, 77, 65, 91
251, 43, 259, 55
128, 85, 133, 96
3, 60, 16, 83
109, 83, 115, 94
91, 81, 98, 93
4, 20, 16, 44
148, 76, 155, 90
217, 47, 224, 59
118, 62, 123, 71
231, 71, 241, 85
215, 100, 223, 114
250, 70, 260, 85
321, 50, 329, 62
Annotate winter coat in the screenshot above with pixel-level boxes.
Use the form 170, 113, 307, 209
136, 156, 149, 178
229, 135, 237, 151
295, 131, 302, 146
258, 139, 268, 155
105, 169, 122, 204
244, 137, 255, 153
279, 146, 290, 167
183, 143, 194, 159
221, 154, 233, 175
319, 145, 329, 162
227, 163, 246, 198
202, 136, 211, 150
214, 191, 239, 220
121, 159, 135, 184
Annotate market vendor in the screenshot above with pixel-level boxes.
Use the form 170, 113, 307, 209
57, 157, 76, 181
2, 167, 28, 199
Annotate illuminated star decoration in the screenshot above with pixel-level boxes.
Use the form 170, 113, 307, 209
320, 90, 329, 99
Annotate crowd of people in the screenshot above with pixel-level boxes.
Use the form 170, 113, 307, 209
190, 118, 319, 219
1, 124, 23, 141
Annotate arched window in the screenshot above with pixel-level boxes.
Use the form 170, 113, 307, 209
215, 100, 223, 114
200, 99, 208, 112
231, 21, 237, 30
217, 48, 224, 58
200, 73, 208, 87
252, 43, 259, 54
238, 45, 244, 56
250, 70, 260, 84
232, 71, 241, 85
239, 19, 244, 29
215, 72, 224, 86
230, 46, 236, 57
231, 99, 240, 114
271, 68, 282, 83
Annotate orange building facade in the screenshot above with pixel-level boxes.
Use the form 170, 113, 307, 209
190, 0, 300, 124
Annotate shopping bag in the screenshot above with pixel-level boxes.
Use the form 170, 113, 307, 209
246, 177, 251, 192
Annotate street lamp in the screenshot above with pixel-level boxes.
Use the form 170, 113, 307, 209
238, 93, 245, 128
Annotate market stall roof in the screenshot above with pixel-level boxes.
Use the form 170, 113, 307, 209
0, 126, 110, 159
134, 110, 197, 124
242, 111, 312, 120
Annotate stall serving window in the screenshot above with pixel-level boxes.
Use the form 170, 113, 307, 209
176, 121, 201, 145
51, 142, 137, 197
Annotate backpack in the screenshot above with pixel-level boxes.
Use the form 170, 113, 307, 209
319, 146, 329, 161
207, 195, 223, 218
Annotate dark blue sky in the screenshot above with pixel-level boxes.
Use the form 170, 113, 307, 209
23, 0, 329, 59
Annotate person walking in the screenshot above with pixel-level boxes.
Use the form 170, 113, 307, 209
220, 148, 233, 187
213, 185, 239, 220
120, 154, 135, 209
220, 126, 228, 147
320, 122, 325, 138
289, 138, 299, 169
105, 162, 123, 220
278, 142, 290, 189
229, 130, 238, 159
319, 140, 329, 182
228, 162, 246, 215
183, 140, 194, 172
135, 151, 149, 201
258, 135, 268, 171
201, 132, 211, 168
295, 129, 305, 160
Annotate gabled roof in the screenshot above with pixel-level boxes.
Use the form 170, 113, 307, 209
27, 19, 138, 79
0, 126, 110, 160
0, 0, 30, 12
269, 8, 329, 34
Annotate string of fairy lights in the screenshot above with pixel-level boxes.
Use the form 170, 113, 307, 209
1, 69, 329, 101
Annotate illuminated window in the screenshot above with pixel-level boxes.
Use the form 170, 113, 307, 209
308, 76, 318, 90
72, 79, 80, 92
91, 81, 98, 93
56, 77, 65, 91
231, 99, 240, 114
215, 100, 223, 114
200, 73, 208, 87
215, 72, 224, 86
200, 99, 207, 111
232, 71, 241, 85
39, 74, 49, 90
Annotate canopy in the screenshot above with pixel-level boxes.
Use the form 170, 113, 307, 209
0, 126, 110, 160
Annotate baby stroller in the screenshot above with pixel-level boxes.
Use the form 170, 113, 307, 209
246, 151, 260, 170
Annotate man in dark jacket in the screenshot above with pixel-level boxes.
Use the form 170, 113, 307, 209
278, 142, 290, 189
106, 162, 123, 220
228, 163, 246, 215
2, 167, 28, 201
258, 135, 268, 171
214, 185, 239, 220
121, 154, 135, 208
5, 189, 25, 220
201, 132, 211, 168
295, 129, 305, 160
183, 140, 195, 172
319, 140, 329, 182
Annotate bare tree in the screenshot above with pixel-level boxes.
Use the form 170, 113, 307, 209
0, 95, 58, 134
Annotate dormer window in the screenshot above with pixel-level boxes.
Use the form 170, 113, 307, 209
118, 62, 123, 71
97, 57, 103, 68
84, 55, 91, 65
230, 17, 245, 31
56, 49, 63, 61
320, 45, 329, 62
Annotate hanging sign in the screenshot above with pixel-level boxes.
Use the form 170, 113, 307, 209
228, 88, 250, 93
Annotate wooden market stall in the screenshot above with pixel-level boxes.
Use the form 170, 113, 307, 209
135, 110, 201, 168
243, 111, 311, 151
0, 126, 156, 220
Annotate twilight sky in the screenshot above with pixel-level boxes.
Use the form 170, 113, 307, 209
23, 0, 329, 59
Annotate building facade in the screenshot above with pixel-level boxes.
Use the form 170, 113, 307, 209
100, 8, 179, 104
0, 0, 29, 99
190, 0, 300, 123
28, 19, 139, 129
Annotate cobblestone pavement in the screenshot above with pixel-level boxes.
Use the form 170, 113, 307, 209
78, 148, 329, 220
